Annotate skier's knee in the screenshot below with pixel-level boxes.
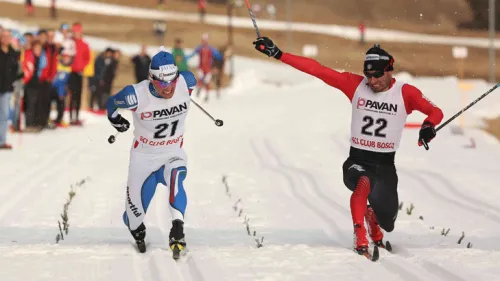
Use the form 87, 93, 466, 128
381, 223, 394, 232
169, 166, 188, 216
379, 219, 395, 232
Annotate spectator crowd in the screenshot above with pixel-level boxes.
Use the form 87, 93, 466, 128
0, 22, 124, 150
0, 17, 233, 151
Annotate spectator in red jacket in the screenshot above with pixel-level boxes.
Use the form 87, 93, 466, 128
25, 0, 34, 16
23, 39, 46, 132
68, 22, 90, 126
198, 0, 206, 22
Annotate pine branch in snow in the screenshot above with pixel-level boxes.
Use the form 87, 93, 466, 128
222, 175, 231, 197
255, 236, 264, 248
246, 220, 251, 235
233, 199, 241, 212
57, 220, 64, 242
406, 203, 415, 215
222, 175, 264, 248
54, 178, 90, 244
441, 228, 450, 236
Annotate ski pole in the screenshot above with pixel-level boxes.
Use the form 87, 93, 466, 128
436, 83, 500, 132
244, 0, 261, 38
420, 82, 500, 150
191, 98, 224, 127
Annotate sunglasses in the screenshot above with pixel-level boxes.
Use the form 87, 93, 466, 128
151, 72, 179, 87
363, 70, 384, 79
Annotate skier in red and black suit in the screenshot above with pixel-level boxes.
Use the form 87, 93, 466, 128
253, 37, 444, 256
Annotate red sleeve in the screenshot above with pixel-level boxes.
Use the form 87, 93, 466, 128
280, 53, 363, 101
50, 51, 58, 79
402, 84, 444, 126
22, 52, 34, 84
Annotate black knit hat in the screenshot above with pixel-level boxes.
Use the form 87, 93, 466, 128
363, 44, 394, 72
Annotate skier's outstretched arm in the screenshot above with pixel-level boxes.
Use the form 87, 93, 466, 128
209, 46, 223, 61
106, 85, 138, 132
402, 84, 444, 147
253, 37, 363, 100
185, 46, 201, 60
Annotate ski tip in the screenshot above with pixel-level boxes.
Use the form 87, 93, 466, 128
172, 244, 182, 261
371, 246, 380, 262
137, 246, 146, 253
385, 241, 393, 252
135, 240, 147, 253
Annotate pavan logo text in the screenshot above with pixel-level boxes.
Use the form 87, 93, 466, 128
141, 102, 188, 120
357, 98, 398, 113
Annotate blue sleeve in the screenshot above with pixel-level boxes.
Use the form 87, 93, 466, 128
185, 46, 201, 60
210, 46, 223, 61
56, 83, 66, 98
106, 85, 138, 118
180, 71, 197, 90
52, 72, 70, 98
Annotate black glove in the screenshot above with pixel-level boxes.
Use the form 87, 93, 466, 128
108, 114, 130, 132
253, 37, 282, 60
418, 122, 436, 149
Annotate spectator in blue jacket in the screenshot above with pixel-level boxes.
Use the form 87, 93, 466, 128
52, 53, 72, 127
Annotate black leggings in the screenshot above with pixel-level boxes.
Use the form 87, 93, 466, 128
342, 157, 399, 232
24, 87, 38, 127
68, 73, 82, 121
36, 82, 51, 127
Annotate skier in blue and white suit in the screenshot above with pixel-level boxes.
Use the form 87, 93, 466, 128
106, 48, 197, 253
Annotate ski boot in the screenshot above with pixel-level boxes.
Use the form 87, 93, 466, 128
353, 223, 378, 261
365, 206, 392, 252
131, 223, 147, 253
353, 223, 369, 254
169, 219, 186, 260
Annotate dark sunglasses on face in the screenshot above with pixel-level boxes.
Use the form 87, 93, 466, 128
364, 70, 384, 79
151, 72, 179, 87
